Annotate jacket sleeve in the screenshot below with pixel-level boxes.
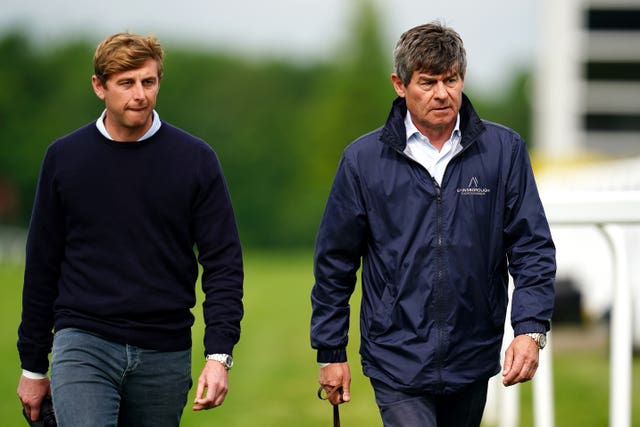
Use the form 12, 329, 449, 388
503, 137, 556, 335
193, 147, 244, 357
311, 154, 367, 363
18, 145, 64, 373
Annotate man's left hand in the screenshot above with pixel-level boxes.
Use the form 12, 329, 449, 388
501, 334, 539, 386
192, 360, 229, 410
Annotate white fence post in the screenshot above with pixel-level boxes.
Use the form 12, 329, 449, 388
533, 331, 554, 427
601, 225, 632, 427
541, 191, 639, 427
479, 191, 637, 427
498, 294, 519, 427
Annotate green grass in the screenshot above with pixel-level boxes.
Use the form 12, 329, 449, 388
2, 251, 639, 426
516, 348, 640, 427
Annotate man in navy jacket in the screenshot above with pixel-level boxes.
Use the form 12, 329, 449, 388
311, 22, 555, 426
17, 33, 243, 426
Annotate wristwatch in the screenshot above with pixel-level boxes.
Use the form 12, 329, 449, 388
525, 333, 547, 350
206, 353, 234, 370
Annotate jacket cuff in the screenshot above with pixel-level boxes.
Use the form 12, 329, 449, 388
317, 348, 347, 363
514, 320, 549, 336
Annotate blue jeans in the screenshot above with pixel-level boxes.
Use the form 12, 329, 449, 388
371, 378, 488, 427
50, 328, 192, 427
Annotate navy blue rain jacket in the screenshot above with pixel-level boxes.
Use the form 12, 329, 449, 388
310, 95, 555, 394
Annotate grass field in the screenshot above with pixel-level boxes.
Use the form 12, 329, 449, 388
1, 251, 639, 426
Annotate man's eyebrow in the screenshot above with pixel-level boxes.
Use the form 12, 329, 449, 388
416, 74, 435, 80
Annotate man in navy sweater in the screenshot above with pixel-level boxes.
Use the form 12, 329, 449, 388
17, 33, 244, 426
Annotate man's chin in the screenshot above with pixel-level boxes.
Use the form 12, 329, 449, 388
427, 118, 454, 129
125, 113, 152, 127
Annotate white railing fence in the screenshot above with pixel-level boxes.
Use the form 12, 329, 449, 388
485, 190, 639, 427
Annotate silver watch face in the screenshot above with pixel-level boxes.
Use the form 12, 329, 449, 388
526, 333, 546, 349
538, 334, 547, 349
224, 355, 233, 368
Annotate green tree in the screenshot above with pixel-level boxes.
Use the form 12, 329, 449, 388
0, 34, 97, 223
0, 0, 534, 248
283, 0, 395, 246
468, 69, 533, 146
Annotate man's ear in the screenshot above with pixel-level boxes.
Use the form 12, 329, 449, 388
91, 75, 106, 100
391, 73, 406, 98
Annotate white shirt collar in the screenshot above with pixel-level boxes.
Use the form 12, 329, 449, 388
404, 112, 461, 147
402, 111, 462, 185
95, 110, 161, 141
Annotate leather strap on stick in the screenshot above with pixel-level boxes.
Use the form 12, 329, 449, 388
317, 385, 343, 427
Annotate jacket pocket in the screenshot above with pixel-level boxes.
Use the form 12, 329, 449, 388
486, 274, 508, 330
367, 283, 397, 339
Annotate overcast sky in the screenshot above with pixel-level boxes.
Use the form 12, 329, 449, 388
1, 0, 539, 92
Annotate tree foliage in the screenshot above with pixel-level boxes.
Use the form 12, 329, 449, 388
0, 2, 532, 247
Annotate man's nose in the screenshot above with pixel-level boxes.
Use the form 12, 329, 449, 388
132, 81, 145, 99
433, 81, 447, 98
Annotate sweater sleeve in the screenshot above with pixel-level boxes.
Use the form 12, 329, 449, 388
18, 145, 64, 373
192, 147, 244, 356
503, 137, 556, 335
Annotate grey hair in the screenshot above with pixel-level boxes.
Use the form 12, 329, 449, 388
393, 21, 467, 86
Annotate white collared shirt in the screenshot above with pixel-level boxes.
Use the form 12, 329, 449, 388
403, 112, 462, 185
96, 110, 162, 141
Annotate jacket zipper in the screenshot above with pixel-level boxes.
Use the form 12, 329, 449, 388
433, 178, 447, 392
388, 142, 472, 391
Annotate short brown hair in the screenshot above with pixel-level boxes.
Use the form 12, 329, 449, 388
393, 22, 466, 86
93, 33, 164, 85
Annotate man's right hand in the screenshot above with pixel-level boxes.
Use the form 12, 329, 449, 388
318, 362, 351, 405
18, 375, 50, 422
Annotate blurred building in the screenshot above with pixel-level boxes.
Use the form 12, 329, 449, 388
534, 0, 640, 347
535, 0, 640, 159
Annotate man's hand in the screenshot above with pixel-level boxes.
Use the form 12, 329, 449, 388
17, 375, 50, 422
192, 360, 229, 411
318, 362, 351, 405
502, 334, 540, 386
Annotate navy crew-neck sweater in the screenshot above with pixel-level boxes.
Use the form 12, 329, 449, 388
18, 121, 244, 374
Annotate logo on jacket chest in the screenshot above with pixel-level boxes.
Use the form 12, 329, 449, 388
457, 176, 491, 196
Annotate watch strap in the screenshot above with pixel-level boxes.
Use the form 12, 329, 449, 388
524, 332, 546, 349
206, 353, 233, 370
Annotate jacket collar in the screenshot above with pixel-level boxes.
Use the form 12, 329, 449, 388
379, 93, 486, 151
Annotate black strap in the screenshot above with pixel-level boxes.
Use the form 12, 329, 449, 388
317, 385, 343, 427
333, 403, 340, 427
